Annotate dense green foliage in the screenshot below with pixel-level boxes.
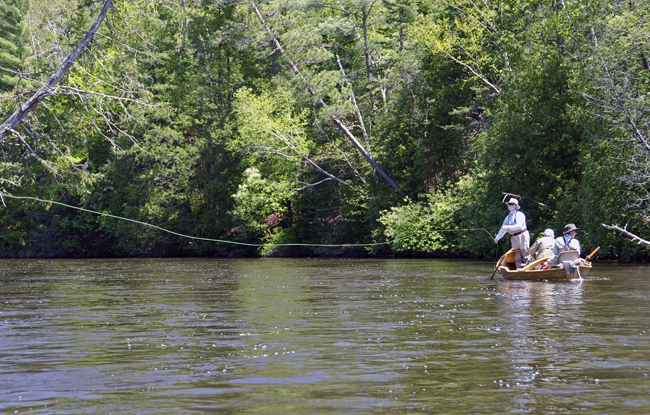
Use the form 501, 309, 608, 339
0, 0, 649, 259
0, 0, 32, 91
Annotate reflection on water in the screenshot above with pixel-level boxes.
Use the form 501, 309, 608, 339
0, 259, 649, 413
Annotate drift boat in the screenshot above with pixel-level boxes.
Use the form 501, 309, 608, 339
492, 249, 592, 281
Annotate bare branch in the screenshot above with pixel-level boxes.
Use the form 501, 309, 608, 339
441, 0, 492, 32
266, 126, 352, 187
294, 178, 332, 192
601, 223, 650, 246
305, 2, 361, 19
466, 0, 494, 29
54, 85, 157, 107
599, 56, 650, 155
0, 177, 22, 187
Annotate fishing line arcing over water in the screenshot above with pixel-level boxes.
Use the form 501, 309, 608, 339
0, 193, 495, 248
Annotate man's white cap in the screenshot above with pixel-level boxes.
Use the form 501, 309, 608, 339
543, 228, 555, 238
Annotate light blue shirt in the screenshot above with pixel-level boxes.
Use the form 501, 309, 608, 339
495, 210, 527, 241
553, 235, 581, 255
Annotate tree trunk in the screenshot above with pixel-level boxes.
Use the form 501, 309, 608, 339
0, 0, 114, 142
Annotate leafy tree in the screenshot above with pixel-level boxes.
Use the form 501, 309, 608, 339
1, 0, 649, 259
231, 167, 293, 236
579, 0, 650, 223
377, 193, 457, 253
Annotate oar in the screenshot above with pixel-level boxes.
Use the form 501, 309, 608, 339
490, 249, 512, 280
521, 257, 547, 271
586, 246, 600, 261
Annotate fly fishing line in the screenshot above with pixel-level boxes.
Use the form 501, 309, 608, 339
0, 192, 495, 248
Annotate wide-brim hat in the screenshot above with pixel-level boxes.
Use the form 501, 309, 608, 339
563, 223, 579, 234
505, 198, 520, 210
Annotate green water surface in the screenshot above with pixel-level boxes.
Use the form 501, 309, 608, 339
0, 258, 647, 413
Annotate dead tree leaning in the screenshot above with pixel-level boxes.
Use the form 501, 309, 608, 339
0, 0, 115, 142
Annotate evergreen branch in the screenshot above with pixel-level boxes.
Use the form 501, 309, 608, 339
8, 129, 60, 178
316, 123, 367, 184
424, 33, 500, 94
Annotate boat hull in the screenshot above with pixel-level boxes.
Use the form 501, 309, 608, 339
499, 263, 591, 281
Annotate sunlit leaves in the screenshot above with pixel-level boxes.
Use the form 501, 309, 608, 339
411, 0, 504, 94
378, 193, 457, 252
231, 167, 293, 235
232, 86, 313, 177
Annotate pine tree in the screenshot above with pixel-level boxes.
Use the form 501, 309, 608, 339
383, 0, 417, 52
0, 0, 32, 92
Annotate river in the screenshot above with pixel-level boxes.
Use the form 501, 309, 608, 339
0, 258, 648, 413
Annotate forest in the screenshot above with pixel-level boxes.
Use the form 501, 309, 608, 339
1, 0, 649, 260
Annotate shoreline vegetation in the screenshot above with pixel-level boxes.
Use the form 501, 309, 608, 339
1, 1, 649, 261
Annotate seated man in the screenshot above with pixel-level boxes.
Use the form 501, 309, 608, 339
546, 223, 581, 267
528, 228, 555, 262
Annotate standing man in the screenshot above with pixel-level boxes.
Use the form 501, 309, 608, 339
494, 198, 530, 269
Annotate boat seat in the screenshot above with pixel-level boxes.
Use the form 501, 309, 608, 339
556, 250, 580, 263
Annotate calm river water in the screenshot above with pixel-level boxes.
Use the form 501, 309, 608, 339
0, 258, 648, 413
